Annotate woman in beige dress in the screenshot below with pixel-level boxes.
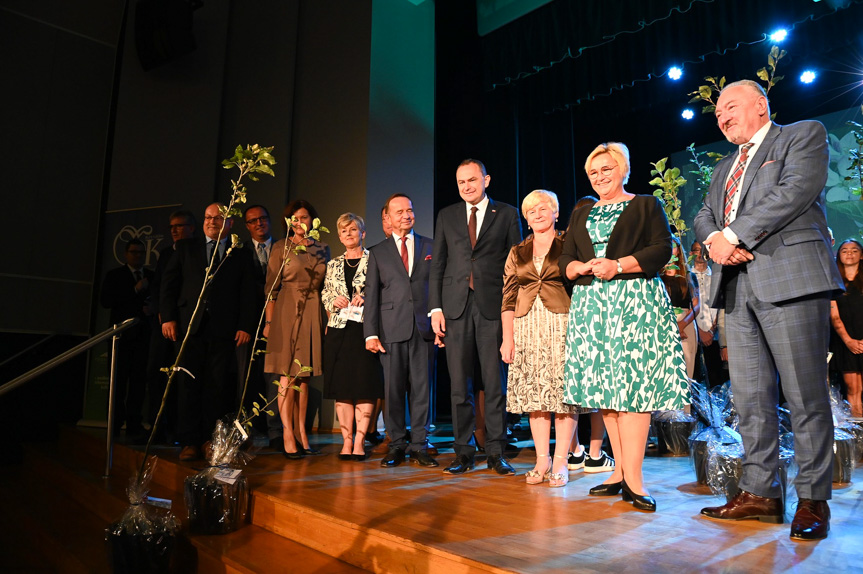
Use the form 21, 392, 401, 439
264, 199, 330, 458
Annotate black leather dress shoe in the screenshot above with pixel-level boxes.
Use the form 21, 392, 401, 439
410, 449, 440, 467
380, 447, 406, 467
443, 455, 475, 475
589, 481, 623, 496
283, 450, 304, 460
486, 454, 515, 476
337, 453, 353, 461
621, 481, 656, 512
701, 490, 783, 523
790, 499, 830, 540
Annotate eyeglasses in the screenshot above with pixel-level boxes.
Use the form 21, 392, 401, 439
587, 165, 618, 180
204, 215, 225, 222
245, 216, 269, 225
169, 223, 192, 229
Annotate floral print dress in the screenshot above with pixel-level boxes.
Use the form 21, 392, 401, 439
563, 202, 689, 412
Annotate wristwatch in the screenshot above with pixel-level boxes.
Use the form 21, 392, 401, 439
616, 260, 623, 274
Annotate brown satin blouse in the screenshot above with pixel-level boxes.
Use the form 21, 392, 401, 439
501, 232, 571, 317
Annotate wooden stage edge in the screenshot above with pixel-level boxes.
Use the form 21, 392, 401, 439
105, 427, 862, 574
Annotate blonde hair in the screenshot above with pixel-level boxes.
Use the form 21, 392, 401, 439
336, 212, 365, 235
521, 189, 559, 218
585, 142, 631, 185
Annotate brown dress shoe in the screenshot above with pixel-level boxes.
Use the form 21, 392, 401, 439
790, 499, 830, 541
179, 445, 202, 462
701, 490, 784, 523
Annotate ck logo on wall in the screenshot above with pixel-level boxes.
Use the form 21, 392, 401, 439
112, 224, 165, 266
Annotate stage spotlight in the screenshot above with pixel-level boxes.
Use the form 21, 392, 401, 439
770, 29, 788, 42
800, 70, 817, 84
668, 66, 683, 81
681, 109, 694, 120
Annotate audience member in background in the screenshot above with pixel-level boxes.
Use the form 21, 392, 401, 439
501, 190, 581, 487
561, 142, 689, 512
830, 239, 863, 420
689, 240, 726, 387
263, 200, 330, 459
661, 236, 699, 379
100, 238, 155, 443
322, 213, 384, 460
147, 210, 195, 444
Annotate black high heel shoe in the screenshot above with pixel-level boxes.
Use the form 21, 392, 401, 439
621, 481, 656, 512
589, 481, 623, 496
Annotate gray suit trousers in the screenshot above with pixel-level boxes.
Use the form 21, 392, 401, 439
725, 268, 834, 501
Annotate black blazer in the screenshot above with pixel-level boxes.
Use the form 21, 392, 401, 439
559, 194, 672, 285
429, 198, 522, 320
160, 236, 257, 338
364, 233, 435, 343
100, 265, 155, 326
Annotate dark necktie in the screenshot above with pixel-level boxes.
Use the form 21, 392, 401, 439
208, 240, 221, 266
133, 270, 142, 283
468, 206, 478, 289
468, 206, 478, 248
723, 143, 754, 226
400, 236, 410, 273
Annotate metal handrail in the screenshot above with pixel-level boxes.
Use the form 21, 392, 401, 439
0, 334, 57, 369
0, 318, 139, 398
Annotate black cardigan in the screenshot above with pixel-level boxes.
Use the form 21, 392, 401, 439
558, 194, 672, 286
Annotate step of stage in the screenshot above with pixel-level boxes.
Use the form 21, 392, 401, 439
3, 427, 366, 574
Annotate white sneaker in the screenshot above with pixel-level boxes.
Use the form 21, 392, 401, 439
584, 450, 615, 473
567, 446, 585, 470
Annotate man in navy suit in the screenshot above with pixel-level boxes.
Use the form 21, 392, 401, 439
160, 202, 257, 461
430, 159, 522, 475
365, 194, 438, 468
100, 238, 155, 441
694, 80, 844, 540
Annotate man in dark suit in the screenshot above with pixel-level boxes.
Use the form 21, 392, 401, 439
365, 194, 438, 468
160, 202, 257, 461
100, 238, 155, 441
430, 159, 522, 475
146, 210, 196, 444
694, 80, 844, 540
239, 204, 277, 442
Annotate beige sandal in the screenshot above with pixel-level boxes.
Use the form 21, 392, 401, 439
525, 454, 551, 485
549, 455, 570, 488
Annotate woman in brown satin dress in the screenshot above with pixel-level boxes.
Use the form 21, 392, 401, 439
264, 199, 330, 458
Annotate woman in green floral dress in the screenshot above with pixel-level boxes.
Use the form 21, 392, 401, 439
559, 142, 689, 512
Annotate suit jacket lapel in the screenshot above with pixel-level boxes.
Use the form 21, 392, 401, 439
476, 198, 498, 245
712, 159, 734, 225
738, 123, 780, 207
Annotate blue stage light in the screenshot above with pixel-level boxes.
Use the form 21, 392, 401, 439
800, 70, 817, 84
770, 29, 788, 42
681, 109, 694, 120
668, 67, 683, 81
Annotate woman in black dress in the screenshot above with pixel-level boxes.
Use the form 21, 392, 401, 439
322, 213, 385, 459
830, 238, 863, 419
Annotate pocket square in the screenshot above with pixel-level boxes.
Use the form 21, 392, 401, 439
761, 160, 777, 166
425, 255, 432, 260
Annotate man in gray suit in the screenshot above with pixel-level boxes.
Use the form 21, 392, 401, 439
694, 80, 843, 540
365, 194, 438, 468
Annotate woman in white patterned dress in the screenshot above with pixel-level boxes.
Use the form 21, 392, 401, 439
501, 190, 581, 487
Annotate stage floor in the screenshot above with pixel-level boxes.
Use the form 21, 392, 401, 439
148, 423, 863, 574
